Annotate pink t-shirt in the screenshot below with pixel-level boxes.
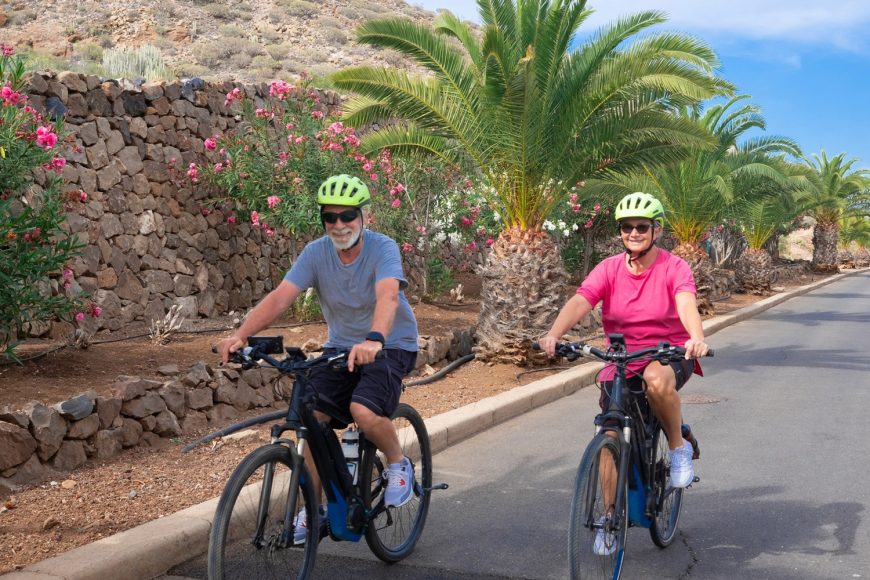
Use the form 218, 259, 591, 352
577, 249, 702, 378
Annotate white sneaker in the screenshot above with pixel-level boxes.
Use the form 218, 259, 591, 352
593, 516, 617, 556
384, 457, 414, 507
669, 439, 695, 488
293, 506, 326, 545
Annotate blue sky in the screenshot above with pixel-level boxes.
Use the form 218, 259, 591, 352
412, 0, 870, 170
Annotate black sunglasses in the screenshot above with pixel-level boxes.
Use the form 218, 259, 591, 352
619, 222, 653, 234
321, 209, 360, 224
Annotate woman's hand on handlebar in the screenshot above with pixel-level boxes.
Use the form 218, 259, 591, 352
683, 338, 709, 359
348, 340, 382, 372
538, 335, 560, 359
216, 335, 246, 364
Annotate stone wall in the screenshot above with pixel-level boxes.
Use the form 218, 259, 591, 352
25, 73, 343, 334
0, 328, 474, 496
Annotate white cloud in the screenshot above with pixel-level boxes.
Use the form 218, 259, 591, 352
413, 0, 870, 51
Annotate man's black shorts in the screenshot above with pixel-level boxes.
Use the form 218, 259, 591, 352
309, 348, 417, 427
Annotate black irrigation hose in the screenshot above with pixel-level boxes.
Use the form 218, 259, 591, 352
181, 409, 287, 453
403, 353, 476, 387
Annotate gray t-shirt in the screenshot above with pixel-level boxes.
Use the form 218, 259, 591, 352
284, 231, 418, 351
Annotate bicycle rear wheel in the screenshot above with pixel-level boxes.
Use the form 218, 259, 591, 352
208, 444, 318, 580
649, 427, 683, 548
569, 433, 627, 580
361, 403, 432, 562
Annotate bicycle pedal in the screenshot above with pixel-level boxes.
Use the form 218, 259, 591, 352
692, 476, 700, 483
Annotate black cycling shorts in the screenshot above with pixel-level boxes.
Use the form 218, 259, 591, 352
308, 348, 417, 428
599, 358, 695, 412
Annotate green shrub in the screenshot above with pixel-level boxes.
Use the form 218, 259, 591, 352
102, 44, 173, 81
175, 62, 210, 78
73, 42, 103, 62
292, 288, 322, 321
274, 0, 318, 18
251, 55, 281, 72
322, 27, 347, 46
1, 48, 87, 358
8, 8, 37, 25
265, 43, 290, 60
204, 4, 234, 19
426, 257, 454, 297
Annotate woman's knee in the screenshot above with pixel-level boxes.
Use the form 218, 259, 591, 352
644, 365, 677, 397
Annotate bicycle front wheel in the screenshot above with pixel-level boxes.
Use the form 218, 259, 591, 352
361, 403, 432, 562
208, 444, 318, 580
649, 427, 684, 548
569, 433, 627, 580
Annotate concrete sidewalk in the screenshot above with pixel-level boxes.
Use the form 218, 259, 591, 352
3, 269, 865, 580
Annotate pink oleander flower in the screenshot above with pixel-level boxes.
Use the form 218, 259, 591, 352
465, 241, 478, 252
402, 242, 414, 253
415, 225, 427, 234
264, 228, 275, 238
464, 179, 473, 189
74, 312, 85, 322
169, 157, 177, 164
267, 195, 281, 209
90, 305, 102, 318
593, 203, 601, 211
214, 162, 223, 172
63, 268, 73, 278
395, 183, 405, 193
62, 280, 72, 289
80, 191, 88, 202
362, 162, 372, 172
584, 219, 594, 229
369, 173, 378, 181
327, 142, 342, 152
204, 137, 217, 150
255, 108, 274, 119
293, 177, 303, 184
251, 211, 260, 226
269, 80, 295, 100
1, 44, 13, 56
391, 198, 401, 208
294, 136, 305, 144
35, 126, 58, 150
187, 162, 198, 182
485, 238, 495, 247
224, 87, 243, 106
311, 110, 324, 120
328, 121, 344, 133
343, 134, 360, 147
460, 216, 472, 227
227, 215, 237, 224
570, 193, 578, 203
1, 85, 23, 106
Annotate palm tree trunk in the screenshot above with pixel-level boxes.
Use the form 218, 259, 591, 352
735, 248, 774, 295
475, 227, 569, 364
811, 222, 840, 272
671, 243, 716, 315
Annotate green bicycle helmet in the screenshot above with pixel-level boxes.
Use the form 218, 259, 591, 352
316, 174, 371, 207
614, 192, 664, 226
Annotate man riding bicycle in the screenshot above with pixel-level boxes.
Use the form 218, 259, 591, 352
540, 191, 710, 490
216, 174, 419, 542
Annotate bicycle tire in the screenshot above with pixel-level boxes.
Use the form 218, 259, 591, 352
569, 433, 627, 580
361, 403, 432, 562
208, 444, 318, 580
649, 427, 683, 548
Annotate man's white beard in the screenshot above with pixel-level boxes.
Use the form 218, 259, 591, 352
330, 226, 361, 250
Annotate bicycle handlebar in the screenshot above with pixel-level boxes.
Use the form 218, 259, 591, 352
211, 340, 383, 373
532, 341, 714, 364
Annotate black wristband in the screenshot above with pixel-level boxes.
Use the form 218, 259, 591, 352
365, 331, 385, 345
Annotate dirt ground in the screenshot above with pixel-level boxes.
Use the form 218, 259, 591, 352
0, 270, 835, 574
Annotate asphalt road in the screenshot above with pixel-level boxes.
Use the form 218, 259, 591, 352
164, 271, 870, 579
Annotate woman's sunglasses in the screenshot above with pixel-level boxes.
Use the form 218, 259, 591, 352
321, 209, 360, 224
619, 222, 653, 235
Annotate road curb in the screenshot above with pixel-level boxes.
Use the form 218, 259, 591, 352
3, 268, 865, 580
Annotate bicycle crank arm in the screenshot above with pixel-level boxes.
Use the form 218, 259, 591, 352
424, 482, 449, 492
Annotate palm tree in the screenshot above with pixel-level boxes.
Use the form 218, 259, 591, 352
732, 166, 810, 294
330, 0, 730, 360
837, 214, 870, 267
801, 151, 870, 272
587, 96, 801, 311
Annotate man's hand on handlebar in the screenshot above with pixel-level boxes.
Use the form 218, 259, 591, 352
216, 335, 246, 365
348, 339, 382, 372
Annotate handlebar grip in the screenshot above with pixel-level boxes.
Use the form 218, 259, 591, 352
531, 342, 541, 350
706, 349, 714, 357
211, 345, 218, 354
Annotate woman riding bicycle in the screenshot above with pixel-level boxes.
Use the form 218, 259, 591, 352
216, 174, 419, 542
540, 191, 710, 488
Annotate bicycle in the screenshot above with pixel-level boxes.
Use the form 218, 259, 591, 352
207, 336, 446, 579
538, 334, 711, 580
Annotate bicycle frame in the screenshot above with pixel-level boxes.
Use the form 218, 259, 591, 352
242, 348, 381, 544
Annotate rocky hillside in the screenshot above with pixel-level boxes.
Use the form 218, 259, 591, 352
0, 0, 442, 82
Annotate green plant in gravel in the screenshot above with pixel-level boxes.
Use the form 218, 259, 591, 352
0, 47, 88, 359
102, 44, 173, 81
